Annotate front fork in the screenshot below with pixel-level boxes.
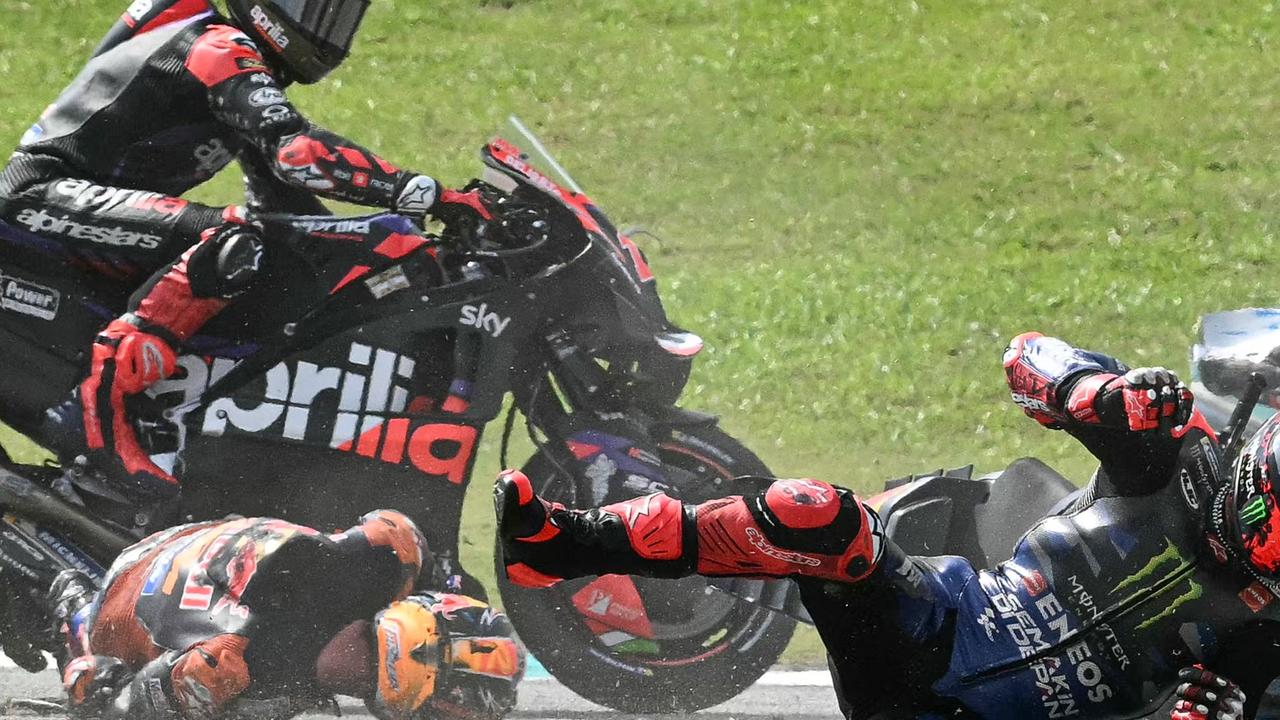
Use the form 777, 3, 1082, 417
517, 330, 674, 506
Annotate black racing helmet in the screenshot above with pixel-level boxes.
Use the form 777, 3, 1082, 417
1215, 412, 1280, 585
226, 0, 370, 84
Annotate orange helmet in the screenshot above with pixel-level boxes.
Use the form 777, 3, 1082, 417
371, 595, 450, 720
369, 593, 525, 720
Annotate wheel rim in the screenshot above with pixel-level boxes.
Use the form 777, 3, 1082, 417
541, 440, 767, 667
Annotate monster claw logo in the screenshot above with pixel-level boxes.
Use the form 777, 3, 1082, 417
1113, 538, 1200, 630
1242, 495, 1269, 527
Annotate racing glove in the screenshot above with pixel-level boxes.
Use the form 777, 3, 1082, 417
63, 655, 133, 718
1170, 666, 1245, 720
1112, 367, 1195, 433
80, 318, 179, 499
1062, 366, 1194, 433
393, 175, 494, 228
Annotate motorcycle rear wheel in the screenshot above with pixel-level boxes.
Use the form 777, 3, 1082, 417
495, 423, 797, 713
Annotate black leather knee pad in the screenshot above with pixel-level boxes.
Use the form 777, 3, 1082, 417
187, 224, 265, 299
746, 478, 867, 555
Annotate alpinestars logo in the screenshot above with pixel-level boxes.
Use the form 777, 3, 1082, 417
250, 5, 290, 51
15, 208, 162, 249
156, 341, 478, 483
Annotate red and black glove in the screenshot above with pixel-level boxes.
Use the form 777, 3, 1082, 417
1170, 666, 1245, 720
393, 175, 495, 230
429, 186, 495, 228
80, 318, 179, 498
1114, 367, 1195, 433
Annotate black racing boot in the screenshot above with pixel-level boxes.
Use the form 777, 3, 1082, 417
493, 469, 696, 587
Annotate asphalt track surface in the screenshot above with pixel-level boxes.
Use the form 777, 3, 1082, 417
0, 667, 843, 720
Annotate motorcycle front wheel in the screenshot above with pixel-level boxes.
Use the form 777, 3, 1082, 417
495, 422, 797, 713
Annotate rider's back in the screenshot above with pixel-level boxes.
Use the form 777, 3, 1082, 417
10, 1, 247, 198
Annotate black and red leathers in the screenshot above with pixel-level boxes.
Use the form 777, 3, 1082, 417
0, 0, 490, 495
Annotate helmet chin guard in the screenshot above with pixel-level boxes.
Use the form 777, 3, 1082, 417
368, 593, 526, 720
1216, 413, 1280, 588
226, 0, 369, 83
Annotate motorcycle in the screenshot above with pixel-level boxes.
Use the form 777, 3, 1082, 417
0, 118, 795, 710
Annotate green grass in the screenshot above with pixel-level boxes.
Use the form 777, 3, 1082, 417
6, 0, 1280, 664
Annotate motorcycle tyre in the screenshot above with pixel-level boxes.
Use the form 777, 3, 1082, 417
495, 423, 797, 713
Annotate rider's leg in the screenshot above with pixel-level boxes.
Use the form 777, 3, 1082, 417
0, 158, 228, 265
799, 554, 976, 720
497, 469, 971, 719
495, 470, 884, 587
0, 163, 238, 485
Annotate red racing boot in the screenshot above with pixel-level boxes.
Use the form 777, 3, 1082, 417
495, 470, 885, 587
494, 469, 695, 587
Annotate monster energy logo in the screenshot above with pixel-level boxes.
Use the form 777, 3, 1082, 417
1113, 538, 1201, 631
1242, 495, 1269, 526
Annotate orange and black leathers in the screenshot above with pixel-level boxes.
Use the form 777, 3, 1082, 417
60, 511, 424, 720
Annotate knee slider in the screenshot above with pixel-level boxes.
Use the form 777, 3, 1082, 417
188, 224, 264, 299
749, 479, 866, 556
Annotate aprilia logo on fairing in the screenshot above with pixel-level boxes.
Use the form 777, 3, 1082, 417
158, 341, 477, 483
0, 270, 59, 321
250, 5, 290, 50
293, 218, 373, 234
460, 303, 511, 337
14, 208, 162, 249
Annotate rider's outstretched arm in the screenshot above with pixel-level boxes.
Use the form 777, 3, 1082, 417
1003, 331, 1211, 494
187, 25, 489, 224
62, 634, 250, 720
495, 470, 885, 588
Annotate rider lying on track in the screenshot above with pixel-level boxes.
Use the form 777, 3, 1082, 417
496, 332, 1275, 720
0, 0, 497, 501
50, 510, 524, 720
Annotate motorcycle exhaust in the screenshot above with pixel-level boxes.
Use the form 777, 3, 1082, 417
0, 470, 132, 561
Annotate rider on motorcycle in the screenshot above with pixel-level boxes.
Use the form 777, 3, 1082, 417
0, 0, 496, 500
50, 510, 524, 720
496, 332, 1279, 720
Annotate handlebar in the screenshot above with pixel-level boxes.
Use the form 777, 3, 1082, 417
1221, 371, 1269, 473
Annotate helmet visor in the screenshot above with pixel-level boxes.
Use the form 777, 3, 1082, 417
273, 0, 369, 53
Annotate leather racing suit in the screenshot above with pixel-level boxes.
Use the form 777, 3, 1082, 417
0, 0, 482, 495
53, 511, 426, 720
497, 333, 1280, 719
